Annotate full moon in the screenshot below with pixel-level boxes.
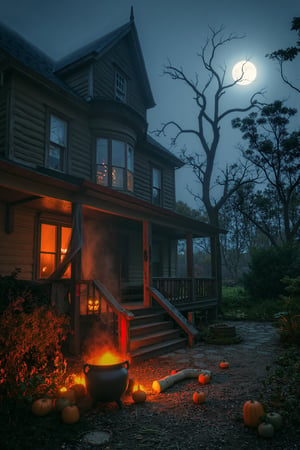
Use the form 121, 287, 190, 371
232, 61, 257, 85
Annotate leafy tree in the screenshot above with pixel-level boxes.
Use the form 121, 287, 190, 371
232, 100, 300, 245
156, 27, 263, 300
267, 17, 300, 94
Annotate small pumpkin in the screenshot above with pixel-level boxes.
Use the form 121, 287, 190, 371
258, 422, 274, 438
170, 369, 178, 375
55, 397, 70, 412
266, 412, 282, 430
243, 400, 264, 427
193, 391, 206, 404
58, 388, 76, 403
219, 360, 230, 369
198, 373, 210, 385
132, 387, 147, 403
32, 398, 53, 416
61, 405, 80, 424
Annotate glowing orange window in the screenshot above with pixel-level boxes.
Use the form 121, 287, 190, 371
39, 224, 71, 279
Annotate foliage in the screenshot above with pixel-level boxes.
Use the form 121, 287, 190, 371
232, 101, 300, 245
267, 17, 300, 94
275, 276, 300, 344
242, 243, 300, 300
0, 296, 70, 402
261, 347, 300, 425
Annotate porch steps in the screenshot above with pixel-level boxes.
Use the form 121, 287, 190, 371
127, 307, 187, 360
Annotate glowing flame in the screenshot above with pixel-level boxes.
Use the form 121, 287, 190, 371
133, 383, 146, 393
87, 350, 125, 366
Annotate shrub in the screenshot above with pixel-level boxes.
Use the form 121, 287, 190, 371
242, 243, 300, 300
0, 296, 70, 401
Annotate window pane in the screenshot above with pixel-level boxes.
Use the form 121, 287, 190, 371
61, 227, 71, 256
50, 115, 67, 146
127, 145, 134, 171
127, 170, 133, 192
96, 139, 108, 164
112, 140, 125, 166
49, 145, 63, 171
112, 166, 124, 188
40, 253, 55, 278
96, 164, 108, 186
152, 187, 161, 205
41, 224, 56, 252
153, 168, 161, 188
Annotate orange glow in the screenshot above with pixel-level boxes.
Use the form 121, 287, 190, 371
71, 374, 86, 387
133, 383, 146, 393
87, 350, 125, 366
60, 386, 67, 393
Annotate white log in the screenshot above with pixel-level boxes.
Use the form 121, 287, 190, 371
152, 368, 211, 393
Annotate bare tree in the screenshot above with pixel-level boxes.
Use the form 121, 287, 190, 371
156, 27, 263, 300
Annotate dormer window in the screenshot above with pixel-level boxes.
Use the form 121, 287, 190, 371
115, 71, 127, 102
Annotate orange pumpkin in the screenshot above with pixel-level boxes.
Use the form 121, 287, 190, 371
61, 405, 80, 424
54, 397, 70, 412
219, 360, 230, 369
243, 400, 264, 427
193, 391, 206, 404
198, 373, 210, 385
32, 398, 53, 416
58, 388, 76, 403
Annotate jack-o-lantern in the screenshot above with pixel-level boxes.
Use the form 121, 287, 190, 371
88, 298, 100, 313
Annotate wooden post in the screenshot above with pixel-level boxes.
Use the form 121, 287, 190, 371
70, 250, 81, 354
118, 316, 130, 355
143, 220, 152, 307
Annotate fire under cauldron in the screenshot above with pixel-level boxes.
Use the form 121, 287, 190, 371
83, 359, 129, 408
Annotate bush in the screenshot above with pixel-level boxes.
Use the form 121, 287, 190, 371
242, 243, 300, 300
0, 296, 70, 401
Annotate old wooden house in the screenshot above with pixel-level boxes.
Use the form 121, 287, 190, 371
0, 12, 222, 359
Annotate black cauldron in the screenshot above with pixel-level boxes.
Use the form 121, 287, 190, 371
83, 359, 129, 408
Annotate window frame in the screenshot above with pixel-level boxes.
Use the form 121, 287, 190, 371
114, 71, 127, 103
152, 166, 162, 206
96, 137, 134, 192
47, 112, 68, 172
38, 221, 72, 279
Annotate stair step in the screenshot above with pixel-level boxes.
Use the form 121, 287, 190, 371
130, 329, 181, 351
130, 337, 187, 361
131, 312, 166, 326
130, 321, 173, 338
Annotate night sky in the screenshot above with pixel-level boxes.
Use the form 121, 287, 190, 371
1, 0, 299, 207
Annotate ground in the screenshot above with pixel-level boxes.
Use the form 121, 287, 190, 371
2, 321, 300, 449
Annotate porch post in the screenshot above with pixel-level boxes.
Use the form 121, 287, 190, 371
186, 232, 195, 302
210, 235, 220, 320
143, 220, 152, 307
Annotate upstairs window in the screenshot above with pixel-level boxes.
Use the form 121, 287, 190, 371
96, 138, 134, 192
48, 114, 67, 171
152, 167, 162, 206
115, 71, 127, 102
39, 223, 71, 279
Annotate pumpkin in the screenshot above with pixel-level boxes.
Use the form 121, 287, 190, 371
198, 373, 210, 385
266, 412, 282, 429
55, 397, 70, 412
61, 405, 80, 424
32, 398, 53, 416
170, 369, 178, 375
243, 400, 265, 427
219, 360, 230, 369
59, 388, 76, 403
193, 391, 206, 404
258, 422, 274, 438
132, 388, 147, 403
70, 383, 86, 400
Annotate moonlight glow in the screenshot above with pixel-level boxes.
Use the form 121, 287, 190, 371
232, 61, 257, 85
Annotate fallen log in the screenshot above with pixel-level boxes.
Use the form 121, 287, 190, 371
152, 368, 211, 393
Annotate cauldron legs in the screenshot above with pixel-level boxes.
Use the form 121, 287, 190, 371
116, 399, 123, 409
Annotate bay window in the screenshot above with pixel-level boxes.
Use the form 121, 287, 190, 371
96, 138, 134, 192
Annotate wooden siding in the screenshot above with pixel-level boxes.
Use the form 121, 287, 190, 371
134, 149, 176, 209
0, 88, 7, 156
0, 203, 35, 279
61, 66, 89, 99
93, 37, 147, 119
70, 117, 92, 179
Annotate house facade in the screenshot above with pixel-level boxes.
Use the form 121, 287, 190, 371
0, 12, 221, 358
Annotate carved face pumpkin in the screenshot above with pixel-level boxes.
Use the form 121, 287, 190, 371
88, 298, 100, 312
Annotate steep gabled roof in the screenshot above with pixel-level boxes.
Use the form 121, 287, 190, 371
55, 18, 155, 109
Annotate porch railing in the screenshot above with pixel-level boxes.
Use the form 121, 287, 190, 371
152, 277, 216, 308
78, 280, 134, 354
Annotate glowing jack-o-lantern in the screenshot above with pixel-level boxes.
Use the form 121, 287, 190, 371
88, 298, 100, 313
